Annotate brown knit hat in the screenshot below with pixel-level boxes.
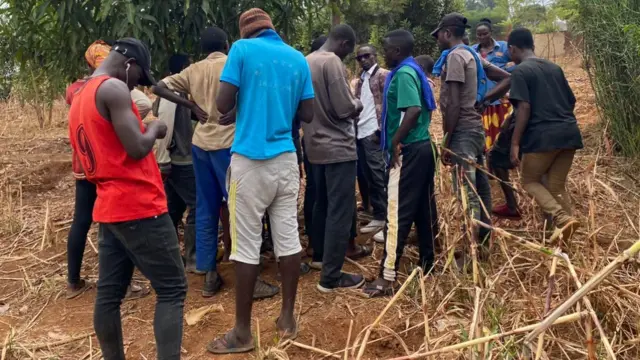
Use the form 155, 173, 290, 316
239, 8, 275, 39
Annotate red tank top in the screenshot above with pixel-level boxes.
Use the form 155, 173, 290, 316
68, 75, 167, 223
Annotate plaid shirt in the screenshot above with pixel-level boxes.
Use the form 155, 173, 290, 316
354, 64, 390, 127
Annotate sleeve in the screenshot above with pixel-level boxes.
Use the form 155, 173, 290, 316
395, 70, 422, 111
163, 67, 192, 95
300, 61, 315, 100
444, 52, 466, 83
154, 98, 176, 173
508, 68, 530, 104
220, 42, 244, 87
326, 57, 358, 119
131, 89, 152, 120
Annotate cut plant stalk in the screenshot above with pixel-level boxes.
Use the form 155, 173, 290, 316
524, 240, 640, 344
388, 311, 589, 360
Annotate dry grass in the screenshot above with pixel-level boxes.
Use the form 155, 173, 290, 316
1, 60, 640, 359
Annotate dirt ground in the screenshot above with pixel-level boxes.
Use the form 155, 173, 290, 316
1, 57, 640, 360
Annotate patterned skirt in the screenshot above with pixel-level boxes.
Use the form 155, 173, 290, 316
482, 100, 513, 152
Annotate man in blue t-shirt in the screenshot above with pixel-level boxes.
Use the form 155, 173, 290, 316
209, 8, 314, 355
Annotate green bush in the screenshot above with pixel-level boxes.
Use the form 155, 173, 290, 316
576, 0, 640, 156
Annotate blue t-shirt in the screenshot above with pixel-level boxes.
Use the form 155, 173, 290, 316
473, 39, 513, 105
220, 30, 315, 160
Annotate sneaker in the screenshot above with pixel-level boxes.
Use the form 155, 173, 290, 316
551, 218, 580, 243
308, 261, 323, 270
360, 220, 385, 234
492, 204, 521, 220
317, 273, 365, 293
373, 231, 384, 244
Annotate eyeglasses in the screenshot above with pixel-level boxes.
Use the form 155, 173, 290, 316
356, 54, 372, 61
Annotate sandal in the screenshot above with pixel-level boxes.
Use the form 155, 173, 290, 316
207, 331, 255, 354
346, 244, 373, 261
254, 279, 280, 300
363, 281, 395, 298
66, 279, 93, 300
125, 284, 151, 301
276, 318, 298, 341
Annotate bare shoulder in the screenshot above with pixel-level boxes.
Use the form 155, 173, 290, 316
97, 78, 131, 104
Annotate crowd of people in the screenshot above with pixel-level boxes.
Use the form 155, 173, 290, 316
64, 7, 583, 359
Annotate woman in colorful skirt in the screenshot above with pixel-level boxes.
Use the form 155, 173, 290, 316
473, 18, 520, 219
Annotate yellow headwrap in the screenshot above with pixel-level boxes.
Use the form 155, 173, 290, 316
84, 40, 112, 69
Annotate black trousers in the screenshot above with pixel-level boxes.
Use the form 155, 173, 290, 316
67, 179, 97, 285
311, 160, 357, 287
379, 141, 439, 281
357, 134, 388, 221
302, 138, 315, 238
94, 214, 187, 360
165, 164, 196, 229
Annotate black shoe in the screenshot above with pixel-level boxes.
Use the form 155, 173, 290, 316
202, 271, 223, 297
317, 273, 365, 293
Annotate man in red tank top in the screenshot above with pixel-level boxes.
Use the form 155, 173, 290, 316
68, 38, 186, 360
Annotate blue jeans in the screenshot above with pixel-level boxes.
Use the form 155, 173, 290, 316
192, 145, 231, 272
94, 214, 187, 360
449, 131, 491, 243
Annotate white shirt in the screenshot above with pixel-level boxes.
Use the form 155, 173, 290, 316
357, 64, 379, 140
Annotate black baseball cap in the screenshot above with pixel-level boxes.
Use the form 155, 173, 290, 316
431, 13, 470, 38
112, 37, 156, 86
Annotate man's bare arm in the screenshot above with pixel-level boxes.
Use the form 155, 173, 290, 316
152, 81, 195, 109
216, 82, 238, 126
296, 99, 314, 124
98, 79, 165, 160
484, 78, 511, 104
484, 63, 510, 82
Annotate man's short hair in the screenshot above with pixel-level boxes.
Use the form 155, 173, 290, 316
508, 28, 534, 50
201, 27, 228, 54
384, 29, 415, 55
447, 25, 466, 38
169, 54, 190, 74
310, 35, 328, 52
358, 44, 377, 54
415, 55, 435, 74
328, 24, 356, 44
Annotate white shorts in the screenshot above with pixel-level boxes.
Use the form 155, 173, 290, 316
227, 152, 301, 265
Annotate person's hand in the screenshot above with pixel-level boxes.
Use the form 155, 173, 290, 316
441, 148, 453, 167
190, 102, 209, 124
510, 144, 521, 167
354, 100, 363, 115
371, 131, 380, 144
475, 100, 490, 114
391, 142, 403, 168
147, 120, 167, 139
219, 108, 237, 126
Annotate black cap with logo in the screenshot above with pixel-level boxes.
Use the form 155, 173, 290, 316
431, 13, 470, 38
112, 38, 156, 86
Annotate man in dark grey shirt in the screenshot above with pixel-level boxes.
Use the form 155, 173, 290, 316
303, 24, 366, 293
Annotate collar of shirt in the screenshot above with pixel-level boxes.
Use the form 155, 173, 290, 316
474, 39, 502, 54
206, 52, 227, 60
361, 63, 378, 80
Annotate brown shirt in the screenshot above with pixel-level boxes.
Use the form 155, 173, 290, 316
163, 52, 234, 151
303, 51, 360, 164
439, 47, 486, 135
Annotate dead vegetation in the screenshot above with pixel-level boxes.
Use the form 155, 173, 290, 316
1, 59, 640, 359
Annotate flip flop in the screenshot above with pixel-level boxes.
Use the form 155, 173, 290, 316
207, 332, 255, 355
362, 282, 395, 298
346, 244, 373, 261
124, 284, 151, 301
66, 279, 94, 300
276, 318, 299, 342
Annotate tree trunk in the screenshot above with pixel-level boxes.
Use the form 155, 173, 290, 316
329, 0, 340, 26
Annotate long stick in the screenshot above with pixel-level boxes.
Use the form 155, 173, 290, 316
355, 267, 420, 360
535, 252, 559, 360
344, 320, 353, 360
562, 254, 616, 359
287, 340, 341, 359
418, 271, 430, 352
469, 287, 482, 360
389, 311, 589, 360
524, 240, 640, 343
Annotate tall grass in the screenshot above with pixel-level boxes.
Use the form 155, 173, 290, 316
577, 0, 640, 156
